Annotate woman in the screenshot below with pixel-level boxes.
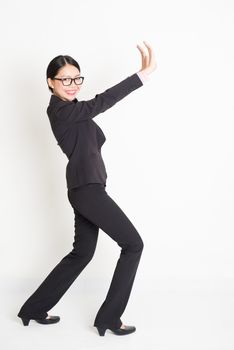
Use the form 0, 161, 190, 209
17, 41, 157, 336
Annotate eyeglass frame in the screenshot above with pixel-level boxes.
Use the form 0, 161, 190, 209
53, 76, 85, 86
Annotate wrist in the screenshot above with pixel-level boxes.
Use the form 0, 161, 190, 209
137, 70, 150, 83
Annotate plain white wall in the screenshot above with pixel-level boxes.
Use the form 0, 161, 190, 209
1, 0, 234, 296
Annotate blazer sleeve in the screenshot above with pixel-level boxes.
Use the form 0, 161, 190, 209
53, 72, 143, 123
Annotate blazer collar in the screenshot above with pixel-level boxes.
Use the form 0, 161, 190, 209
49, 94, 78, 106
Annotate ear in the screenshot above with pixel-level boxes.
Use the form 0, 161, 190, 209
47, 78, 54, 90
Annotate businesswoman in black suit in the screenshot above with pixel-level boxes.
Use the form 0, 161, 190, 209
17, 41, 156, 336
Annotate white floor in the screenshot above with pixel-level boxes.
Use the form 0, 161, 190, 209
2, 277, 234, 350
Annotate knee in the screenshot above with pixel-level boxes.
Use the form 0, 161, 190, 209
122, 236, 144, 254
69, 245, 96, 264
81, 250, 96, 264
134, 237, 144, 253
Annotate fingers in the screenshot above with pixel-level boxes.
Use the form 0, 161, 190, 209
136, 41, 157, 73
136, 44, 147, 69
143, 41, 152, 65
136, 44, 144, 68
137, 42, 153, 63
142, 40, 157, 72
137, 43, 149, 69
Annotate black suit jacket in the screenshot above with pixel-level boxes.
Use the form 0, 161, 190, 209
47, 72, 143, 190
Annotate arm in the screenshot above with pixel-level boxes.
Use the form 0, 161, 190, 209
53, 72, 143, 123
52, 41, 156, 124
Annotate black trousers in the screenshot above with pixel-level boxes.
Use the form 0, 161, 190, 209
17, 183, 144, 329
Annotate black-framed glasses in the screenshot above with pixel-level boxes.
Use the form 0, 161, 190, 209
53, 76, 84, 86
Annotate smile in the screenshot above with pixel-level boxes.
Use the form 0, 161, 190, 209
66, 90, 77, 95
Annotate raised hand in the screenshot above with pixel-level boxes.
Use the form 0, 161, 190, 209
137, 41, 157, 76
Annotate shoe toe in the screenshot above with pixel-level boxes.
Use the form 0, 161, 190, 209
111, 325, 136, 335
35, 315, 60, 324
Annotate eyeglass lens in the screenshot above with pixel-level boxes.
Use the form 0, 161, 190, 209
62, 77, 83, 86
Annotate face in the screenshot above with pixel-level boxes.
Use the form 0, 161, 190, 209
47, 64, 82, 101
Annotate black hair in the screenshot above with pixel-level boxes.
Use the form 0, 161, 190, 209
46, 55, 81, 93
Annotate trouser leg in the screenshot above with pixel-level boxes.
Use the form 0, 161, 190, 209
67, 184, 144, 329
17, 209, 99, 319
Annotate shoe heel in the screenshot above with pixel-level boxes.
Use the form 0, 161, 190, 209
21, 318, 30, 326
97, 327, 106, 336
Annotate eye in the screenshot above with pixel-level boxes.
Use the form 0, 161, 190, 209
62, 78, 71, 83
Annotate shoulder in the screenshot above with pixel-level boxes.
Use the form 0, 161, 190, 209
47, 95, 78, 118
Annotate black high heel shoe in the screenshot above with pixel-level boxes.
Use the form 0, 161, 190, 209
20, 315, 60, 326
96, 324, 136, 336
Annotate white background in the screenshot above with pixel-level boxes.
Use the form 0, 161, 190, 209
1, 0, 234, 349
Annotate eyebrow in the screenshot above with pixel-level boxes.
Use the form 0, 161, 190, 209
60, 74, 81, 78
